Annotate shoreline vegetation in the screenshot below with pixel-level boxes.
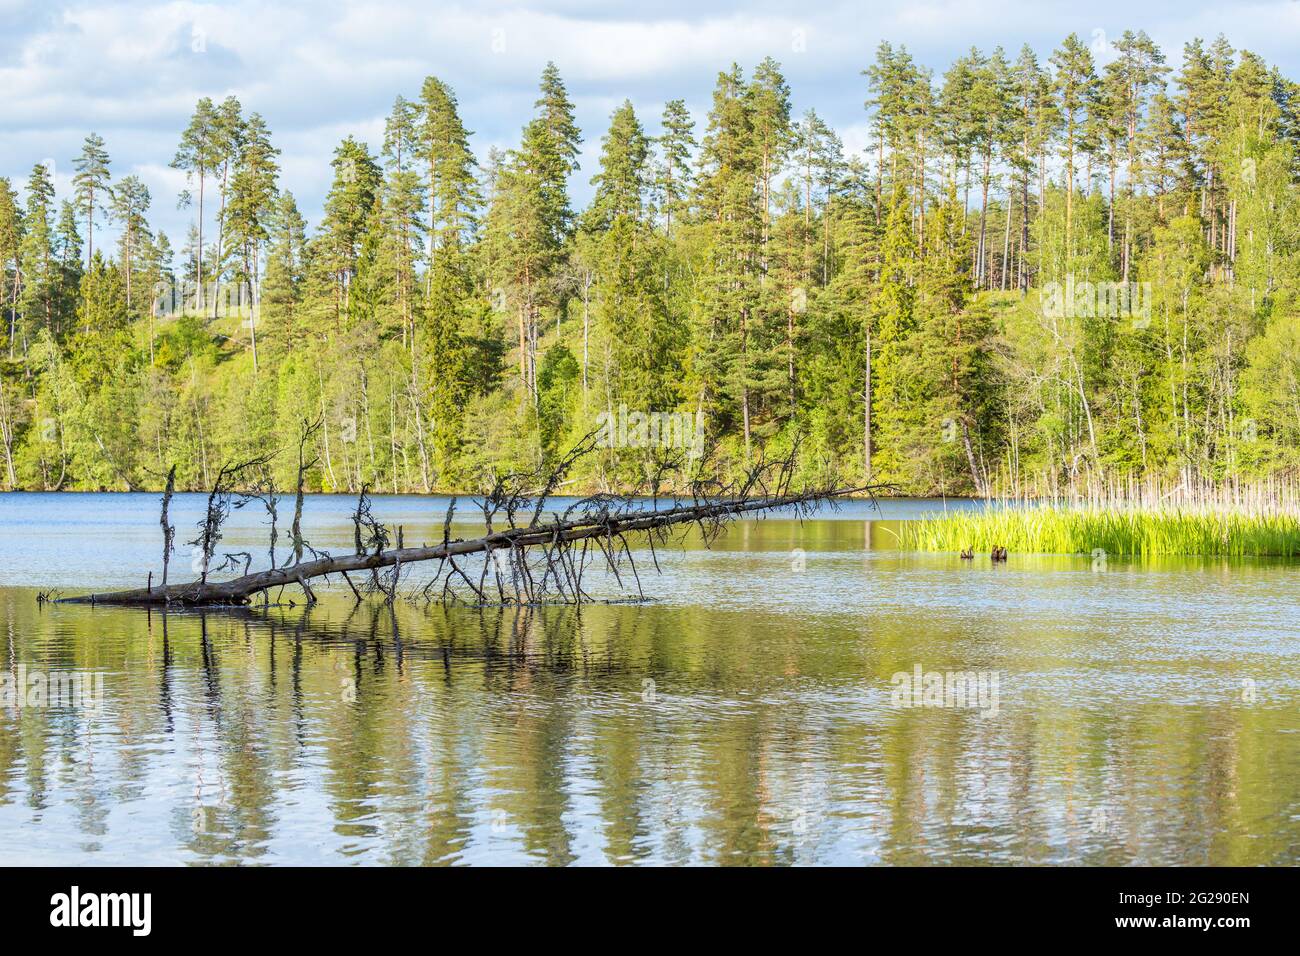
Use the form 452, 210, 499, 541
26, 474, 1300, 562
11, 466, 1300, 505
903, 501, 1300, 557
902, 473, 1300, 556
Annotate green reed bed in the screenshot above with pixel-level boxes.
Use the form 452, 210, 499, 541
900, 503, 1300, 557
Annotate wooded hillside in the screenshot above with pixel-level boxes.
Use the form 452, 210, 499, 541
2, 33, 1297, 496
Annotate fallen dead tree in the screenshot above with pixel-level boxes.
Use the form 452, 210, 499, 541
59, 433, 887, 608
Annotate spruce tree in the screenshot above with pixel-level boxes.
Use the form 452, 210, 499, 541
653, 99, 696, 236
586, 100, 649, 231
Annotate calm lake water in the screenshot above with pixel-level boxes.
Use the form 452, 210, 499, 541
0, 491, 1297, 865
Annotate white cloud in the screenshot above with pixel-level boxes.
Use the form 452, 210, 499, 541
3, 0, 1299, 253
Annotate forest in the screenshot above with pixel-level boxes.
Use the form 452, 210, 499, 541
1, 31, 1298, 496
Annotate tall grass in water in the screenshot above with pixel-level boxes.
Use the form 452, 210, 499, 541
901, 503, 1300, 557
982, 469, 1300, 512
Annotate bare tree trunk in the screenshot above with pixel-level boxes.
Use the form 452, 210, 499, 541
196, 172, 206, 311
66, 435, 892, 608
65, 481, 884, 607
0, 383, 19, 489
863, 328, 873, 477
159, 465, 176, 593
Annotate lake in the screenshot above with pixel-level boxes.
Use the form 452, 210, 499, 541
0, 491, 1297, 865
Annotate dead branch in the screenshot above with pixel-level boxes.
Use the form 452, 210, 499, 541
290, 417, 322, 566
158, 465, 176, 593
60, 438, 890, 608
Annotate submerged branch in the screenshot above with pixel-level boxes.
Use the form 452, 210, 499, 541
58, 438, 888, 608
61, 484, 879, 606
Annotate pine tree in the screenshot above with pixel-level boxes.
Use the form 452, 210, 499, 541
812, 156, 875, 476
418, 76, 480, 261
423, 252, 473, 480
749, 57, 793, 249
1009, 45, 1058, 290
20, 164, 59, 343
210, 96, 245, 315
172, 98, 223, 309
381, 96, 425, 348
319, 137, 382, 326
415, 78, 480, 479
1108, 31, 1167, 279
869, 189, 918, 483
915, 187, 997, 492
1051, 34, 1100, 252
939, 48, 980, 217
109, 174, 151, 312
55, 201, 84, 329
866, 42, 918, 211
968, 47, 1015, 288
224, 112, 280, 370
262, 191, 308, 352
485, 142, 548, 399
792, 110, 835, 278
532, 62, 583, 243
224, 114, 279, 280
487, 64, 582, 401
692, 64, 762, 455
72, 132, 112, 271
0, 179, 21, 357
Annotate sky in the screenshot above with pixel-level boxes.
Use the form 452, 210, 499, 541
3, 0, 1299, 252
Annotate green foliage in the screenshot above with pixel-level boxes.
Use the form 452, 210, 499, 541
154, 314, 218, 372
72, 132, 112, 268
902, 503, 1300, 557
5, 40, 1300, 498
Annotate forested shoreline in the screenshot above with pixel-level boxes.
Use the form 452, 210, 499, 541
2, 32, 1298, 496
